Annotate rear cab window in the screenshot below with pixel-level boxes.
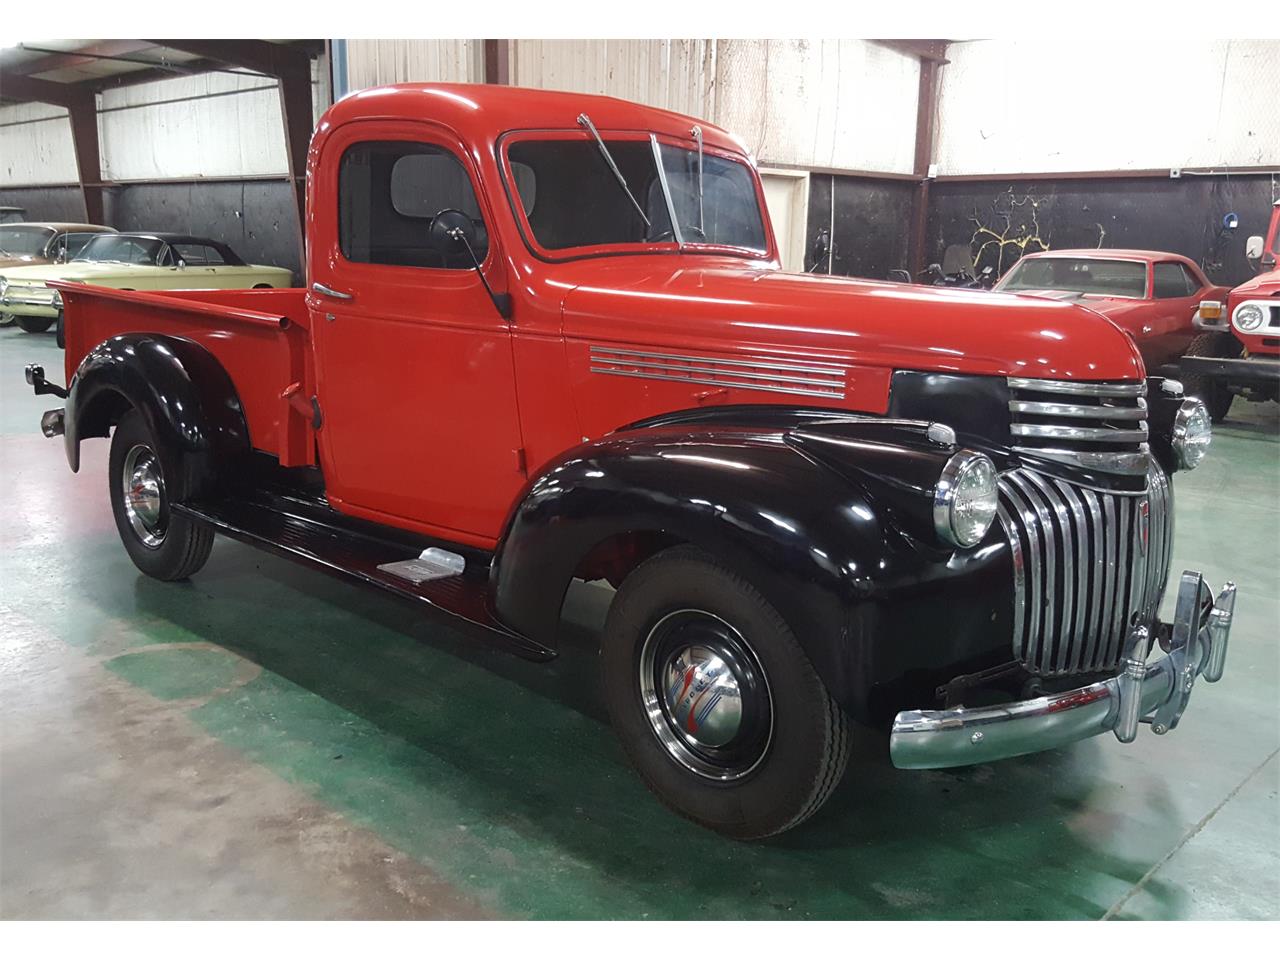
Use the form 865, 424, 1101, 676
1153, 262, 1200, 298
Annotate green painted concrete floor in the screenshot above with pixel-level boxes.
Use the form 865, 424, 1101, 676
1, 324, 1277, 919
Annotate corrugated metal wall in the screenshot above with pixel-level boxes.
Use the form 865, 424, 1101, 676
936, 39, 1280, 175
0, 53, 330, 187
505, 39, 919, 174
511, 40, 715, 119
345, 40, 479, 89
0, 101, 79, 185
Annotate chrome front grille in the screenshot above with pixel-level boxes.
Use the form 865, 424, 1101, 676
996, 461, 1173, 677
1007, 376, 1149, 476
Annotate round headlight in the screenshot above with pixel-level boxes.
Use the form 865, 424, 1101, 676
1172, 398, 1212, 470
934, 450, 999, 548
1234, 303, 1266, 331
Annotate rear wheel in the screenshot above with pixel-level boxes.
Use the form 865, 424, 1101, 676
601, 545, 851, 839
108, 410, 213, 581
0, 312, 14, 327
55, 310, 65, 349
1181, 332, 1239, 423
16, 316, 53, 334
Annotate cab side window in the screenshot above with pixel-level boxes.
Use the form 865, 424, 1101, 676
1153, 262, 1197, 298
339, 141, 488, 269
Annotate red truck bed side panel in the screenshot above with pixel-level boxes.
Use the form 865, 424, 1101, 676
54, 284, 314, 464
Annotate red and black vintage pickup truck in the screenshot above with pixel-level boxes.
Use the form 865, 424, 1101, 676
25, 84, 1236, 839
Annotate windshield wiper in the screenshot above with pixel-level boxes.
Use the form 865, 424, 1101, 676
690, 125, 705, 236
577, 113, 650, 230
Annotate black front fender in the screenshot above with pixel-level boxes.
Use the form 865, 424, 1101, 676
64, 334, 250, 493
494, 420, 1013, 721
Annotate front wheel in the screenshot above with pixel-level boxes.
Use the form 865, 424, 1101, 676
602, 546, 851, 839
55, 309, 65, 349
16, 316, 53, 334
108, 410, 213, 581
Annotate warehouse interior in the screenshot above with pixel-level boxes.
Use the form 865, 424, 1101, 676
1, 37, 1278, 922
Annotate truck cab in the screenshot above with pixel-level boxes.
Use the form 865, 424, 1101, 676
27, 84, 1238, 839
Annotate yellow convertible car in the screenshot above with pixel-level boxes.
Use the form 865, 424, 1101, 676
0, 232, 294, 343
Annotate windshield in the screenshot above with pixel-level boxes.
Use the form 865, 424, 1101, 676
74, 235, 166, 265
0, 226, 55, 257
505, 135, 767, 256
997, 257, 1147, 298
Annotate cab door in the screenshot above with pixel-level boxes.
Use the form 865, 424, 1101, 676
308, 120, 525, 546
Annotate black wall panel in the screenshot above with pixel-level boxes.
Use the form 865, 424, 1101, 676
109, 181, 301, 281
0, 180, 301, 282
926, 175, 1278, 288
0, 186, 87, 224
805, 174, 915, 279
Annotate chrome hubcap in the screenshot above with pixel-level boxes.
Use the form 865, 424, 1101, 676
639, 610, 773, 780
121, 444, 167, 548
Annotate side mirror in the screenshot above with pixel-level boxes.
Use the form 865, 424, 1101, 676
428, 208, 478, 258
176, 259, 187, 270
1244, 235, 1264, 264
428, 208, 511, 320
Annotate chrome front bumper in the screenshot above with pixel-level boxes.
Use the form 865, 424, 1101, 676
890, 571, 1236, 769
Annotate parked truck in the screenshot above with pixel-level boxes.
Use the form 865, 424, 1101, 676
1182, 201, 1280, 420
25, 84, 1236, 839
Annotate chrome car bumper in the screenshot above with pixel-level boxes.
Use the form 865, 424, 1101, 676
0, 288, 59, 317
890, 571, 1236, 769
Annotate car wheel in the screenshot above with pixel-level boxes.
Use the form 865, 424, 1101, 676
108, 409, 214, 581
601, 545, 851, 839
16, 316, 53, 334
55, 310, 65, 349
0, 312, 14, 327
1181, 332, 1238, 423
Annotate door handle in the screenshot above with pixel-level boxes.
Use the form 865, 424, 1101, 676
312, 282, 354, 301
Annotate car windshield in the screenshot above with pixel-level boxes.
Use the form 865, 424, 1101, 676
505, 134, 767, 256
0, 226, 55, 257
74, 235, 166, 265
997, 257, 1147, 298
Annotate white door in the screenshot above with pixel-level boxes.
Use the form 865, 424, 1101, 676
759, 168, 810, 273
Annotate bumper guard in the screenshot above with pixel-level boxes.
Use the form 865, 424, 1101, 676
890, 571, 1236, 769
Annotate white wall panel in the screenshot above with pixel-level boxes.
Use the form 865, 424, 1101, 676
512, 40, 714, 119
0, 102, 79, 186
98, 72, 289, 180
713, 40, 918, 174
510, 39, 918, 175
345, 39, 479, 90
935, 39, 1280, 174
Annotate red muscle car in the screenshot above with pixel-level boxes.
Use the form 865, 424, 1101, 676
995, 249, 1230, 375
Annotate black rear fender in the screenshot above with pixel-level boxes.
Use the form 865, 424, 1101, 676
64, 333, 250, 497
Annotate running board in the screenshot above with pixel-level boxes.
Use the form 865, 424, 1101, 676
172, 495, 554, 662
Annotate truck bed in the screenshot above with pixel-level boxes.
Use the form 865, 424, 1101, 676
52, 282, 315, 466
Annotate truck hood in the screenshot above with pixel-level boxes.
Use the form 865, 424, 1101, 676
559, 260, 1145, 382
1230, 267, 1280, 300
